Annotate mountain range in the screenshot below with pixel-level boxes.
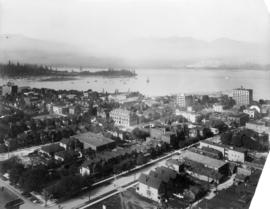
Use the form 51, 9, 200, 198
0, 34, 269, 68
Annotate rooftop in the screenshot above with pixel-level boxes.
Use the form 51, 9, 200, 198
73, 132, 114, 149
40, 143, 64, 154
182, 150, 227, 169
138, 173, 163, 189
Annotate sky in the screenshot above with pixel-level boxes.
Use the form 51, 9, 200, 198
0, 0, 270, 50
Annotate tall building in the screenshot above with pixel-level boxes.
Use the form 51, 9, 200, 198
232, 87, 253, 106
176, 94, 193, 107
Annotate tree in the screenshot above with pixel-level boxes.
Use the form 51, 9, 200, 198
220, 132, 233, 145
132, 128, 150, 140
19, 166, 49, 192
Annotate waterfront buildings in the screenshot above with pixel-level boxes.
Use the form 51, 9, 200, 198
232, 87, 253, 106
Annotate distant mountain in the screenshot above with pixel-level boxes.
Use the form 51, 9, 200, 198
122, 37, 270, 68
0, 34, 269, 68
0, 34, 123, 68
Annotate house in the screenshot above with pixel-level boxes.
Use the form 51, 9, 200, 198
136, 166, 178, 202
0, 187, 23, 209
72, 132, 115, 151
136, 173, 165, 202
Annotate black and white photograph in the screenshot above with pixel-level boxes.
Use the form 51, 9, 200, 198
0, 0, 270, 208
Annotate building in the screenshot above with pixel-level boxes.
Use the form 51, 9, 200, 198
109, 108, 138, 127
0, 187, 23, 209
137, 173, 164, 202
227, 113, 249, 126
189, 147, 222, 159
182, 150, 228, 172
68, 106, 81, 115
150, 127, 166, 140
39, 143, 65, 157
136, 166, 177, 202
175, 110, 202, 123
232, 87, 253, 106
2, 82, 18, 96
52, 105, 69, 115
199, 140, 246, 163
176, 94, 193, 107
246, 121, 270, 134
166, 159, 185, 173
182, 150, 228, 183
213, 103, 224, 113
72, 132, 115, 151
161, 132, 177, 145
246, 121, 270, 142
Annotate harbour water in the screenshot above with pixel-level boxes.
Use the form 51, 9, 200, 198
1, 68, 270, 100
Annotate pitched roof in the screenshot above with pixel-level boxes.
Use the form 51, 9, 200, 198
138, 173, 163, 190
41, 143, 64, 154
183, 150, 226, 170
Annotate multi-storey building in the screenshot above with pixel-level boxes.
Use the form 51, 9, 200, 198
176, 94, 193, 107
213, 103, 224, 113
232, 87, 253, 106
199, 140, 246, 163
175, 110, 202, 123
109, 108, 138, 127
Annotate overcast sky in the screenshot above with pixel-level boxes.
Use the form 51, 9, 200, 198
1, 0, 270, 49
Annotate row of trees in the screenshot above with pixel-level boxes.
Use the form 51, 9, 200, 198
0, 156, 92, 200
0, 62, 64, 78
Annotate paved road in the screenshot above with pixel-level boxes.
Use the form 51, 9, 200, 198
0, 178, 43, 209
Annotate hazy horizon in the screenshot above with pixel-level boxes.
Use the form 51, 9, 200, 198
1, 0, 270, 67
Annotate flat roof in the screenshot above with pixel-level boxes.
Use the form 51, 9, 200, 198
183, 150, 227, 169
73, 132, 114, 149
